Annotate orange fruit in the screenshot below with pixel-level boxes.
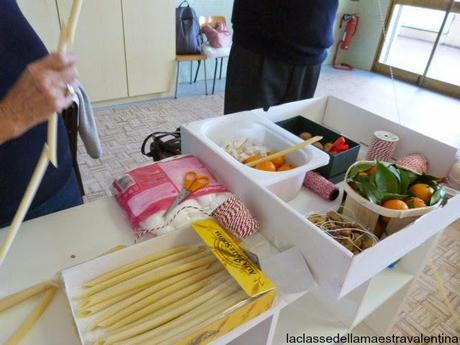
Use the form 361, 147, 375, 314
244, 155, 262, 164
406, 197, 426, 209
409, 183, 434, 203
382, 199, 408, 224
366, 166, 378, 175
255, 161, 277, 172
271, 155, 285, 168
382, 199, 409, 210
277, 163, 295, 171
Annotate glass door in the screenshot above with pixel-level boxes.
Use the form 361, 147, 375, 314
374, 0, 460, 98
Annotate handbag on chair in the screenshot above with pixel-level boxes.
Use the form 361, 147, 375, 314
176, 1, 202, 54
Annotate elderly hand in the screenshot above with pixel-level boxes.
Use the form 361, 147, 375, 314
0, 52, 79, 143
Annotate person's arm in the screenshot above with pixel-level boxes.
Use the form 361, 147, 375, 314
0, 52, 78, 145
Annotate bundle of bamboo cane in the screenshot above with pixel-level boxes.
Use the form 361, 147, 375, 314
75, 245, 248, 345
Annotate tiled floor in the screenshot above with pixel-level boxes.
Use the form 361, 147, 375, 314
77, 67, 460, 338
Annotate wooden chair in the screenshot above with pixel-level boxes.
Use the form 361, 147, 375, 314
175, 54, 208, 99
198, 16, 232, 95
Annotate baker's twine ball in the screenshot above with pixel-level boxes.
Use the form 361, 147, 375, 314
211, 196, 260, 240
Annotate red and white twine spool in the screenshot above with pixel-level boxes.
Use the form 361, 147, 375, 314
366, 131, 399, 162
304, 171, 339, 201
137, 196, 259, 241
211, 196, 260, 240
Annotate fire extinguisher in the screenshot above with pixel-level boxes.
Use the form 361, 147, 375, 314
333, 13, 360, 71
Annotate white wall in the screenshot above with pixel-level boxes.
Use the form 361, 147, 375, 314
326, 0, 356, 65
337, 0, 391, 71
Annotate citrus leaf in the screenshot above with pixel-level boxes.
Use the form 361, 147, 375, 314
388, 165, 401, 183
348, 163, 374, 180
430, 187, 446, 206
399, 169, 418, 194
375, 162, 400, 194
355, 180, 384, 204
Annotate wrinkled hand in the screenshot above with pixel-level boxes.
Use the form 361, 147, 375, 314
1, 52, 79, 139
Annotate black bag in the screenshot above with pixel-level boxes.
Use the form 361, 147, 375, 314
176, 1, 202, 54
141, 130, 181, 162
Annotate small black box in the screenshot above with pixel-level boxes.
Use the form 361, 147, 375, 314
276, 116, 360, 179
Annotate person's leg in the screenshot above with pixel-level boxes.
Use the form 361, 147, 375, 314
282, 63, 322, 103
224, 44, 291, 114
224, 44, 263, 114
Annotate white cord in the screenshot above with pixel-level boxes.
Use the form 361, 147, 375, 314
377, 0, 403, 125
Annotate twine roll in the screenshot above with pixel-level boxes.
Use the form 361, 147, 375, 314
211, 196, 260, 240
304, 172, 339, 201
366, 130, 399, 162
137, 196, 259, 241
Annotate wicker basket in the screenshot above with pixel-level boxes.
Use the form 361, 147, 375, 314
342, 161, 442, 236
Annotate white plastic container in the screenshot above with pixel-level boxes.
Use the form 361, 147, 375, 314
185, 111, 329, 201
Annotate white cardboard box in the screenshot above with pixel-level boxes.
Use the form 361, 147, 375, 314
182, 96, 460, 298
61, 227, 315, 345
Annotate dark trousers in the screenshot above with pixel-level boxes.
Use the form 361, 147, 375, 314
224, 44, 322, 114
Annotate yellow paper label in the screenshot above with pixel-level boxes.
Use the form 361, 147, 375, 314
192, 219, 276, 297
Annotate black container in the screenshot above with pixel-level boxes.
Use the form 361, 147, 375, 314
276, 116, 360, 179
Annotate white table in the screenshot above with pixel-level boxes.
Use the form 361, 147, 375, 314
0, 198, 134, 345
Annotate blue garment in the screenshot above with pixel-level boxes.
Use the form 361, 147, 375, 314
232, 0, 339, 65
0, 0, 80, 224
0, 171, 83, 229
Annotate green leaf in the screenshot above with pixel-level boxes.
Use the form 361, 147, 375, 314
388, 165, 401, 184
348, 163, 375, 180
355, 180, 384, 204
430, 187, 446, 206
355, 174, 370, 184
399, 169, 418, 194
375, 162, 400, 194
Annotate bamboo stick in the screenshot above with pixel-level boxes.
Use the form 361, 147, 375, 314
245, 136, 323, 167
114, 272, 233, 332
4, 287, 58, 345
0, 281, 57, 313
78, 285, 147, 317
84, 263, 222, 323
48, 0, 83, 166
0, 147, 49, 266
99, 278, 238, 344
84, 246, 191, 288
0, 0, 83, 267
145, 291, 247, 345
103, 271, 229, 330
79, 255, 215, 305
79, 247, 204, 297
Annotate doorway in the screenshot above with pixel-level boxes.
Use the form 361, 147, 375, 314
373, 0, 460, 98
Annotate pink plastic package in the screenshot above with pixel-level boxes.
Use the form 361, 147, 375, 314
113, 155, 229, 233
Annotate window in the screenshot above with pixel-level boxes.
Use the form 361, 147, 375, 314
374, 0, 460, 98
